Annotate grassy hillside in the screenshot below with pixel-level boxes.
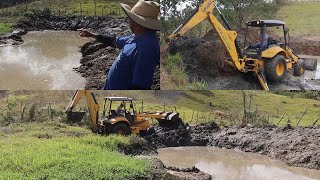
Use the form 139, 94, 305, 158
139, 91, 320, 126
276, 2, 320, 36
0, 122, 151, 179
1, 90, 319, 127
0, 0, 124, 17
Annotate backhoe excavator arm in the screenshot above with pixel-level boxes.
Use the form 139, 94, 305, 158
167, 0, 215, 40
166, 0, 242, 71
66, 90, 100, 132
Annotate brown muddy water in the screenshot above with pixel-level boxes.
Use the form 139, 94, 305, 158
0, 31, 90, 90
157, 147, 320, 180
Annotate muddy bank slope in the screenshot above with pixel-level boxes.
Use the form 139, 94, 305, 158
144, 123, 320, 170
117, 136, 212, 179
2, 13, 160, 89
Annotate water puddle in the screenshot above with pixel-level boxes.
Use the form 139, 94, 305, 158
0, 30, 89, 90
157, 146, 320, 180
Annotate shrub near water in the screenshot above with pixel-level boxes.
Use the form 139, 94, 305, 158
0, 128, 152, 180
163, 53, 208, 90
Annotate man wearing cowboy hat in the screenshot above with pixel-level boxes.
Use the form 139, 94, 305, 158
79, 0, 160, 90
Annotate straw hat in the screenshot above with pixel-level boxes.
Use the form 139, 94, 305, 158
120, 0, 160, 31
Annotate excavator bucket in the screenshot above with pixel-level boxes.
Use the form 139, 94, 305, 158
67, 111, 86, 123
159, 112, 183, 128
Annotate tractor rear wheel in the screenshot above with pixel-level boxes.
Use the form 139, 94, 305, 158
293, 59, 305, 76
112, 123, 131, 136
265, 54, 287, 82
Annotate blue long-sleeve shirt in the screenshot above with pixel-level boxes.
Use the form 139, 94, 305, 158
102, 31, 159, 90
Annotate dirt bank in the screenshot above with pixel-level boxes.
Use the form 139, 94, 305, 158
151, 158, 212, 180
143, 123, 320, 170
117, 137, 212, 179
77, 40, 160, 89
1, 13, 160, 89
291, 36, 320, 56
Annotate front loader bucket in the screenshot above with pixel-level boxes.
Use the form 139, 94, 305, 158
67, 111, 86, 123
302, 58, 318, 71
159, 112, 183, 128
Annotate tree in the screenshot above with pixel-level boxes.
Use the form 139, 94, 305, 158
218, 0, 284, 30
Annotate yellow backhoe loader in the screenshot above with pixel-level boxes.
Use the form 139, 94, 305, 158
166, 0, 306, 90
65, 90, 181, 135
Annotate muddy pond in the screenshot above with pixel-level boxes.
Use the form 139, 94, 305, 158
0, 31, 89, 90
156, 146, 320, 180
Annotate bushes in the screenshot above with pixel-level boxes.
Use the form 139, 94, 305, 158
163, 53, 208, 90
0, 95, 67, 126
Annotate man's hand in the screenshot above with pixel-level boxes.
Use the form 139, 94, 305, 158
77, 29, 97, 38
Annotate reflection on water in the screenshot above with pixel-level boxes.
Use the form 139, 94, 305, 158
157, 146, 320, 180
0, 31, 90, 90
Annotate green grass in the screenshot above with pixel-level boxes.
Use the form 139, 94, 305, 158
0, 22, 14, 35
0, 122, 151, 180
276, 2, 320, 35
0, 0, 125, 17
1, 90, 319, 128
163, 53, 208, 90
129, 91, 320, 127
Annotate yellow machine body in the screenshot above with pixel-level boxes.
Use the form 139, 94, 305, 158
66, 90, 180, 135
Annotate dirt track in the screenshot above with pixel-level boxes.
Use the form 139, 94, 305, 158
143, 123, 320, 170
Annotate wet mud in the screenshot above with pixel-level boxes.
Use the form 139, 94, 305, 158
151, 158, 212, 180
143, 123, 320, 170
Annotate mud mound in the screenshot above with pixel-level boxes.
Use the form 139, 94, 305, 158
118, 137, 157, 156
0, 33, 24, 46
76, 40, 160, 90
15, 14, 129, 35
171, 37, 233, 78
151, 158, 212, 180
144, 122, 220, 148
144, 122, 320, 170
210, 126, 320, 170
290, 38, 320, 56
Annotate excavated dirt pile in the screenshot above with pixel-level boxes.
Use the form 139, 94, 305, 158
169, 35, 234, 79
151, 158, 212, 180
143, 123, 320, 170
77, 40, 160, 89
290, 37, 320, 56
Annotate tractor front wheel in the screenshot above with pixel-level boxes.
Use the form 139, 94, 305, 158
112, 123, 131, 136
265, 54, 287, 82
293, 59, 305, 76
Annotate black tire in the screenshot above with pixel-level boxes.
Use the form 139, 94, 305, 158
112, 123, 131, 136
293, 59, 305, 76
265, 54, 287, 82
146, 127, 155, 135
